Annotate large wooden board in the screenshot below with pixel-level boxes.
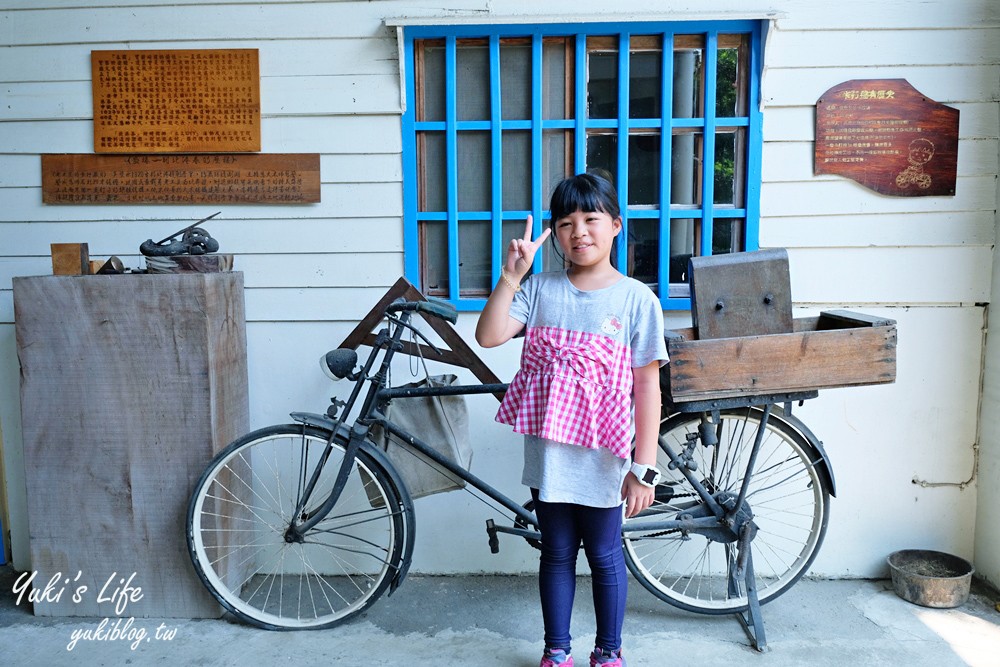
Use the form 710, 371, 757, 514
42, 153, 320, 204
13, 273, 248, 617
92, 49, 260, 153
664, 310, 897, 403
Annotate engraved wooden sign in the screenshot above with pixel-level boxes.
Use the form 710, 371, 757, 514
92, 49, 261, 153
815, 79, 959, 196
42, 154, 320, 204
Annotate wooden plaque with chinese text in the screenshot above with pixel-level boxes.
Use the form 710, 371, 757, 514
42, 154, 320, 204
815, 79, 958, 196
92, 49, 261, 153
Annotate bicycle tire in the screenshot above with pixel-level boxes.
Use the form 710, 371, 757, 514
623, 407, 831, 614
187, 424, 411, 630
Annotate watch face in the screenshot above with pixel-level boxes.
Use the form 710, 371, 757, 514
642, 468, 658, 485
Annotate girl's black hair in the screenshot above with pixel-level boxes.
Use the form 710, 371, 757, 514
548, 172, 621, 267
548, 172, 621, 224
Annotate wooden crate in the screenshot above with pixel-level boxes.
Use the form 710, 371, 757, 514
663, 310, 897, 404
13, 273, 248, 617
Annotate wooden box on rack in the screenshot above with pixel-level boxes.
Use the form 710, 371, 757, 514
663, 310, 897, 404
13, 273, 248, 617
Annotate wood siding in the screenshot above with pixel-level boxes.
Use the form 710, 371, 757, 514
0, 0, 997, 578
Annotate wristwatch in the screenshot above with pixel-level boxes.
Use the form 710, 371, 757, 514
630, 462, 662, 488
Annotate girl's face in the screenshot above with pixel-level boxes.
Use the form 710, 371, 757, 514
553, 208, 622, 269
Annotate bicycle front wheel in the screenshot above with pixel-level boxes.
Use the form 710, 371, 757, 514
623, 408, 831, 614
187, 424, 410, 630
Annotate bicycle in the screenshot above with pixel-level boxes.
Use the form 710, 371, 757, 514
186, 297, 835, 646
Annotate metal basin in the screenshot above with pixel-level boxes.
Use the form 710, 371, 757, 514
887, 549, 974, 608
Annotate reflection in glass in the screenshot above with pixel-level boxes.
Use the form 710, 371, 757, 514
420, 45, 445, 122
544, 130, 572, 198
503, 131, 531, 211
588, 52, 618, 119
587, 133, 618, 188
714, 131, 736, 205
459, 221, 491, 293
628, 218, 660, 290
419, 131, 446, 212
671, 132, 701, 206
422, 221, 449, 294
456, 44, 489, 121
628, 133, 660, 206
715, 45, 742, 117
673, 48, 702, 118
543, 39, 572, 119
501, 43, 531, 120
457, 132, 491, 211
712, 218, 743, 256
629, 50, 661, 118
669, 218, 694, 283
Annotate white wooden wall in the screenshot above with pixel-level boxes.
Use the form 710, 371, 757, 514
1, 0, 998, 581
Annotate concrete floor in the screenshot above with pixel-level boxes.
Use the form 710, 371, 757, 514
1, 565, 999, 666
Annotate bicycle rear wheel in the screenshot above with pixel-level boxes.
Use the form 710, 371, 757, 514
187, 424, 410, 630
623, 408, 830, 614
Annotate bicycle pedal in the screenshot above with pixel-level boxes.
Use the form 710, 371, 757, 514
485, 519, 500, 554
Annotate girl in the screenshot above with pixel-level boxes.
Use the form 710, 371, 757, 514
476, 173, 667, 667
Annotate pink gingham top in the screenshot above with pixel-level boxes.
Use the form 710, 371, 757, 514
496, 325, 635, 458
496, 271, 668, 466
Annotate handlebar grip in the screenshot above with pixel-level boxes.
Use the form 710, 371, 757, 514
416, 299, 458, 324
386, 298, 458, 324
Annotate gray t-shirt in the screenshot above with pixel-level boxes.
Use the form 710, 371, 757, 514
507, 270, 668, 507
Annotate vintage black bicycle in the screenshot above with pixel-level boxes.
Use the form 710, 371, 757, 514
186, 297, 835, 645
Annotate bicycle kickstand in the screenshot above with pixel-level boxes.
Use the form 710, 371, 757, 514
731, 522, 767, 651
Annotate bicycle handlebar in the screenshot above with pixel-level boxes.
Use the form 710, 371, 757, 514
386, 299, 458, 324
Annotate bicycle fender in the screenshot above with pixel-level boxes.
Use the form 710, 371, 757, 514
289, 412, 417, 592
769, 408, 838, 498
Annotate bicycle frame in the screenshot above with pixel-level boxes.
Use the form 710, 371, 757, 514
285, 304, 782, 552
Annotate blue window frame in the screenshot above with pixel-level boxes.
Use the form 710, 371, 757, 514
401, 21, 764, 311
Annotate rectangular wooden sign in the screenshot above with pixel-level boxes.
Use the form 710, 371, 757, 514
42, 153, 320, 204
92, 49, 261, 153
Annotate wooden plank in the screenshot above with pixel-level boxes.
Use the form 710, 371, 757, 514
0, 37, 399, 82
761, 176, 997, 217
1, 181, 402, 221
42, 154, 320, 204
13, 273, 248, 616
766, 28, 1000, 68
49, 243, 89, 275
763, 137, 999, 181
762, 103, 997, 140
0, 153, 401, 187
0, 217, 403, 255
1, 73, 401, 121
767, 66, 1000, 106
786, 246, 993, 304
664, 318, 897, 402
760, 211, 997, 248
0, 115, 403, 154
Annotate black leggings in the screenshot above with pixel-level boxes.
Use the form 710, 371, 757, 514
532, 489, 627, 654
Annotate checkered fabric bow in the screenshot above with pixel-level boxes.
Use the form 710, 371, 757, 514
521, 328, 618, 385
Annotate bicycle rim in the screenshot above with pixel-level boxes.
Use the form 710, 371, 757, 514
187, 424, 406, 629
623, 408, 830, 614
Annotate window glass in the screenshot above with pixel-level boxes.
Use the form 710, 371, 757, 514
406, 24, 760, 307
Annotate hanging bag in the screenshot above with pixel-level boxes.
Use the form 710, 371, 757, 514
371, 374, 472, 499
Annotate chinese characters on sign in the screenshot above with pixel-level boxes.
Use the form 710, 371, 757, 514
42, 154, 320, 204
91, 49, 261, 153
815, 79, 959, 197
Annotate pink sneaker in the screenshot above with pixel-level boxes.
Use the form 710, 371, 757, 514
589, 647, 625, 667
540, 648, 573, 667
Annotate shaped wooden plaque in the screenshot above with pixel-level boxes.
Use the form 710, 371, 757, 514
815, 79, 958, 197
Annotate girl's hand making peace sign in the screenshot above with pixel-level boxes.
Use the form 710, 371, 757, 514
506, 215, 551, 281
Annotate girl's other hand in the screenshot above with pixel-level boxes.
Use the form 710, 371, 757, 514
622, 473, 655, 518
506, 215, 551, 280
